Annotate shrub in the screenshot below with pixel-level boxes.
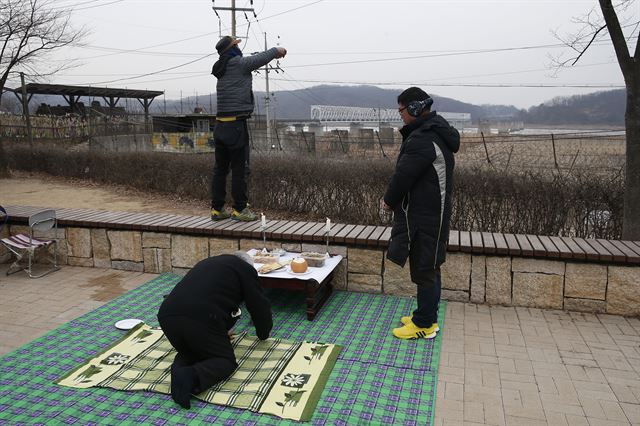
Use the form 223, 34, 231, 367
3, 144, 624, 238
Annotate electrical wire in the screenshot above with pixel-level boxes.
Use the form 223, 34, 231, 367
84, 53, 214, 85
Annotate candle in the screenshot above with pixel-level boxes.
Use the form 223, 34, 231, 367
325, 217, 331, 233
261, 213, 266, 228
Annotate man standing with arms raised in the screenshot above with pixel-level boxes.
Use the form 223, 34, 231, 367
210, 36, 287, 221
381, 87, 460, 340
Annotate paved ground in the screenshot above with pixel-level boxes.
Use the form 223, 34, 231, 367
1, 265, 640, 425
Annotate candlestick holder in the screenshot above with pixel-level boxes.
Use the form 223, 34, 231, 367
325, 230, 330, 258
261, 226, 267, 251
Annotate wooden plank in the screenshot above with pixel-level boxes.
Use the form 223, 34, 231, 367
559, 237, 586, 260
58, 209, 97, 224
262, 220, 285, 238
5, 205, 38, 219
447, 230, 459, 252
270, 221, 298, 240
246, 221, 270, 239
367, 226, 387, 247
526, 235, 547, 257
470, 231, 484, 254
596, 239, 626, 263
515, 234, 534, 256
549, 236, 573, 260
584, 238, 613, 262
102, 212, 138, 227
216, 220, 243, 236
78, 211, 118, 227
73, 211, 109, 227
379, 227, 392, 246
481, 232, 496, 254
311, 223, 331, 242
59, 210, 99, 227
233, 220, 261, 238
334, 224, 356, 244
166, 215, 198, 232
303, 223, 325, 242
153, 215, 188, 232
621, 240, 640, 257
280, 222, 309, 240
144, 214, 181, 231
345, 225, 367, 245
458, 231, 472, 253
609, 240, 640, 264
355, 225, 377, 246
290, 222, 316, 242
119, 213, 151, 230
502, 233, 520, 256
538, 235, 560, 258
125, 212, 159, 227
182, 217, 215, 234
573, 238, 600, 261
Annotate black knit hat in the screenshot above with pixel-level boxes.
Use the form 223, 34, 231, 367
215, 36, 240, 54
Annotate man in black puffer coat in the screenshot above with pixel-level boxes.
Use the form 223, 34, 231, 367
381, 87, 460, 340
157, 251, 272, 409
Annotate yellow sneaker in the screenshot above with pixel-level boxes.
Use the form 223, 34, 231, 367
400, 316, 440, 332
231, 206, 257, 221
393, 321, 438, 340
211, 209, 231, 221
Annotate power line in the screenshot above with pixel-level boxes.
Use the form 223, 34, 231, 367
283, 43, 617, 69
84, 53, 214, 85
52, 0, 127, 11
69, 0, 323, 60
268, 78, 624, 89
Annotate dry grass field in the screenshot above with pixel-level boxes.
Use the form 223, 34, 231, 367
457, 133, 626, 173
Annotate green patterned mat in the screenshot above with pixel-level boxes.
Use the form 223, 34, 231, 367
57, 324, 341, 421
0, 273, 445, 425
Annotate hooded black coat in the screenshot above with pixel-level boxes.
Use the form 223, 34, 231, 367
383, 111, 460, 282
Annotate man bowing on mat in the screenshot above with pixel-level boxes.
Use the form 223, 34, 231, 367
157, 251, 272, 409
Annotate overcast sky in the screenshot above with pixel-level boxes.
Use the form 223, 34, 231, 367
17, 0, 635, 109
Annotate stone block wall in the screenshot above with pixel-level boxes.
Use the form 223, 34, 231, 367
4, 223, 640, 316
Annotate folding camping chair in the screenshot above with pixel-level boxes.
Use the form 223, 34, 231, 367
1, 209, 60, 278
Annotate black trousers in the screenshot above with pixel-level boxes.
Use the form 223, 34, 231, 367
158, 315, 237, 392
211, 120, 250, 212
410, 268, 441, 328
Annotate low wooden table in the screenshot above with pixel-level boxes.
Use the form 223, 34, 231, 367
251, 251, 343, 321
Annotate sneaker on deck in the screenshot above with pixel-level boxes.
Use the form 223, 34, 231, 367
400, 315, 440, 332
393, 320, 439, 340
231, 206, 257, 222
211, 209, 231, 221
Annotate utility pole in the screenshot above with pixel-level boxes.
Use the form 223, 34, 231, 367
262, 32, 282, 150
19, 72, 33, 148
211, 0, 254, 37
264, 33, 271, 149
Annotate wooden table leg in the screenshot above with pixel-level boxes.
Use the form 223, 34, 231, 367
305, 274, 334, 321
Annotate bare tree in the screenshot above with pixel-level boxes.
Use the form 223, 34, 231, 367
0, 0, 85, 104
554, 0, 640, 239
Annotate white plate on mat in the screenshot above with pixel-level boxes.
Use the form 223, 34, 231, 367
115, 318, 144, 330
286, 267, 312, 276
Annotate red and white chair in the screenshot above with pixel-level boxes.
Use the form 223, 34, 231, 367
1, 209, 60, 278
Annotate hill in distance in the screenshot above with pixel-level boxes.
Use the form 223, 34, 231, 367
7, 84, 624, 126
160, 85, 625, 126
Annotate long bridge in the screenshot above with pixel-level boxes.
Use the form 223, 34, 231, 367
309, 105, 471, 129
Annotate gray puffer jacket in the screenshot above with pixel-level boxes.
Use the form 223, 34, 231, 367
212, 48, 279, 117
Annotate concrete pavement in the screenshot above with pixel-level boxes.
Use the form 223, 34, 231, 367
1, 265, 639, 425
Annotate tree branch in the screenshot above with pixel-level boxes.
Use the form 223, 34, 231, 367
571, 24, 608, 65
599, 0, 632, 74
